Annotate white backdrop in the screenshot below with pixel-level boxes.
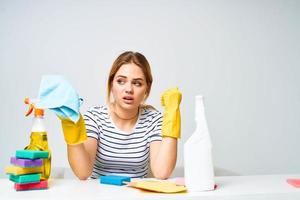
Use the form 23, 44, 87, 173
0, 0, 299, 178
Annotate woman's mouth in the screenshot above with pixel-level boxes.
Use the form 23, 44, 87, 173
123, 96, 134, 104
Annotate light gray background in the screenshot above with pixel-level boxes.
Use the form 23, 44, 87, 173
0, 0, 299, 178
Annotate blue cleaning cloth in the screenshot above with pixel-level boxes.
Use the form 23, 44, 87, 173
35, 75, 83, 123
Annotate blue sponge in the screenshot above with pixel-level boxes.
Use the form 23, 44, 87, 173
100, 175, 131, 186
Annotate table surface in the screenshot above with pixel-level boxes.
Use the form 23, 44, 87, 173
1, 174, 300, 200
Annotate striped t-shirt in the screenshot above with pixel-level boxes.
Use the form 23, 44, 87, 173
83, 105, 162, 179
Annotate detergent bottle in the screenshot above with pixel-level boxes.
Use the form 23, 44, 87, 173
24, 98, 51, 180
184, 95, 215, 191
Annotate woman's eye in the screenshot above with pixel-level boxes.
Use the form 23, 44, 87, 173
133, 81, 142, 87
117, 79, 125, 85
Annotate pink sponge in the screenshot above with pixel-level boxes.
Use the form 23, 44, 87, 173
287, 179, 300, 188
14, 180, 48, 191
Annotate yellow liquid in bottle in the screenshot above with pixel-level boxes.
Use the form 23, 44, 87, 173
25, 131, 51, 180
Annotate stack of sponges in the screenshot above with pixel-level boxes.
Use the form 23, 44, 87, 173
5, 150, 49, 191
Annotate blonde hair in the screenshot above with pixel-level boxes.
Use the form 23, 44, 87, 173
106, 51, 155, 110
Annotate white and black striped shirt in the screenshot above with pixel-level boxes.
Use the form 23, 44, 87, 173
83, 105, 162, 179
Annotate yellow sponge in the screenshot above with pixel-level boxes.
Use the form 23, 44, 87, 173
5, 166, 42, 175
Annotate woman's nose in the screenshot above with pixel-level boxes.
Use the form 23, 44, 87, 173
125, 83, 133, 93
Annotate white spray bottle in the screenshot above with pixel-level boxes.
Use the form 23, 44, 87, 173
184, 95, 215, 191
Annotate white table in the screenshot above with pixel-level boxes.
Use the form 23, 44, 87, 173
1, 174, 300, 200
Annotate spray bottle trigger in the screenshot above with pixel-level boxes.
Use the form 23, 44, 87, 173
24, 97, 34, 116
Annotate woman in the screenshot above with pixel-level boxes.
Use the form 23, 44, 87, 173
61, 51, 181, 180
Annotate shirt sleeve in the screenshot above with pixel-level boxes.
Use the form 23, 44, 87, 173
83, 107, 100, 140
149, 111, 163, 143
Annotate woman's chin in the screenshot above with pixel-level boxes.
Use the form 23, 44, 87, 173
120, 102, 137, 110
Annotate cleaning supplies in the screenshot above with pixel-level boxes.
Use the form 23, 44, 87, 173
16, 149, 49, 159
161, 87, 182, 138
10, 157, 43, 167
100, 175, 131, 186
14, 180, 48, 191
24, 98, 51, 180
35, 75, 83, 123
59, 113, 87, 145
9, 173, 41, 184
5, 150, 50, 191
35, 75, 87, 145
5, 165, 42, 175
127, 180, 187, 193
287, 179, 300, 188
184, 95, 215, 191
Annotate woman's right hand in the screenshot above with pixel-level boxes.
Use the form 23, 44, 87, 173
59, 114, 87, 145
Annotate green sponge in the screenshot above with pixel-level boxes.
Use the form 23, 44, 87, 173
9, 173, 41, 184
16, 150, 49, 159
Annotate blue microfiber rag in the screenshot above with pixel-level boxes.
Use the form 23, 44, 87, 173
35, 75, 83, 123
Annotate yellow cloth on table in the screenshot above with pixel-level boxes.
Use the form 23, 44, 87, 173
5, 166, 42, 175
128, 180, 187, 193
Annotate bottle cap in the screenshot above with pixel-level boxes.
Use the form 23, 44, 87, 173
34, 108, 44, 117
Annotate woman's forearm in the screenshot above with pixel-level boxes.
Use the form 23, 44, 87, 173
67, 143, 94, 180
151, 137, 177, 179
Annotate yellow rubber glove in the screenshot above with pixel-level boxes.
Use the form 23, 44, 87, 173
60, 114, 87, 145
161, 87, 182, 139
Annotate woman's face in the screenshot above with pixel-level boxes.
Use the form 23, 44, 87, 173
111, 63, 147, 111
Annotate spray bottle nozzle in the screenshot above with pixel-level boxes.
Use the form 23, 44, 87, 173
24, 98, 43, 117
24, 98, 34, 116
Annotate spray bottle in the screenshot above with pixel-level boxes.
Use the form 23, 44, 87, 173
184, 95, 215, 191
24, 98, 51, 180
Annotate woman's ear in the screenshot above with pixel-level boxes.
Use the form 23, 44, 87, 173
144, 92, 148, 100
